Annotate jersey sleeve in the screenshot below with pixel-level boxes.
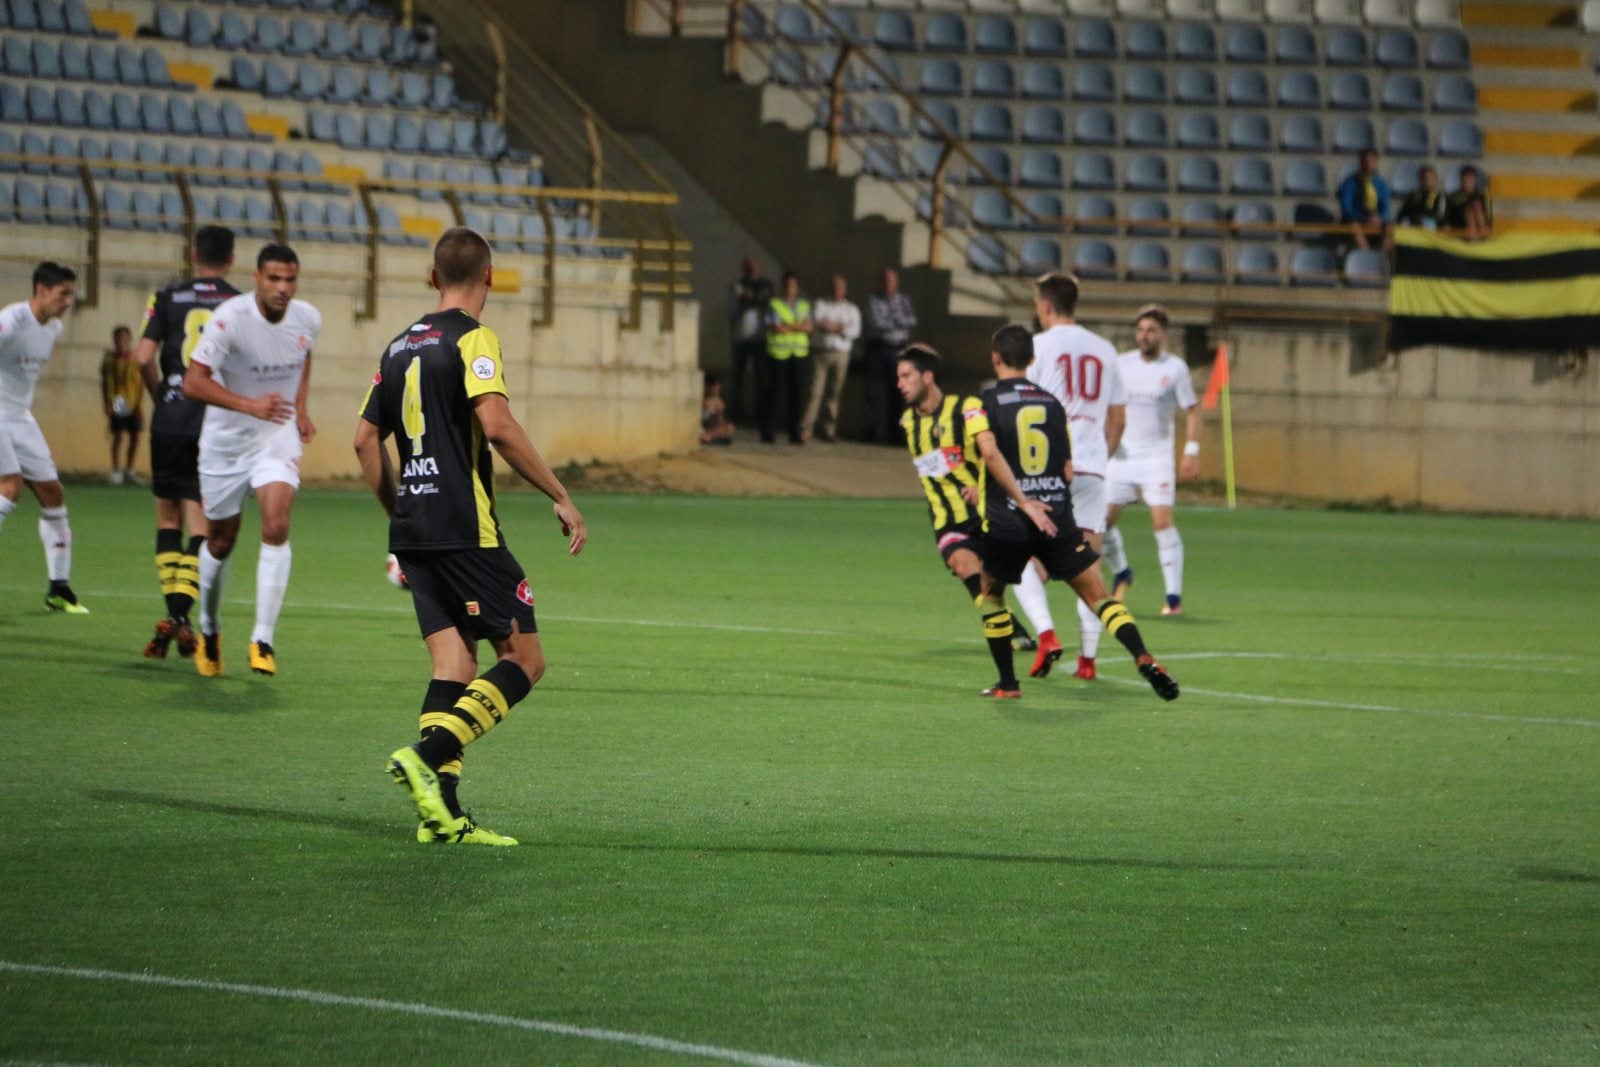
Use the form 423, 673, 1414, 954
959, 395, 990, 437
458, 325, 508, 400
189, 299, 234, 369
139, 291, 165, 343
1175, 361, 1198, 408
358, 365, 386, 427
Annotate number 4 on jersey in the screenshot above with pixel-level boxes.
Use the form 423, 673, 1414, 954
402, 355, 426, 453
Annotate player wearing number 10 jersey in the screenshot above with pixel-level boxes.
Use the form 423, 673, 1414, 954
974, 325, 1177, 702
356, 226, 587, 847
135, 225, 240, 660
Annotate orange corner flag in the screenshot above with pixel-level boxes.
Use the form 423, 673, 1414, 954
1202, 343, 1230, 411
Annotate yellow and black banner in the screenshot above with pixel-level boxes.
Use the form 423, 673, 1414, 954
1388, 230, 1600, 351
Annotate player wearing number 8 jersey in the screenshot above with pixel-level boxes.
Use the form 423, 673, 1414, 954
135, 225, 240, 660
356, 226, 587, 846
1028, 273, 1127, 681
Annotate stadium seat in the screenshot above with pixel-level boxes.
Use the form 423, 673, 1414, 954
1125, 154, 1168, 191
966, 234, 1009, 274
1181, 199, 1226, 233
1291, 202, 1336, 236
1227, 70, 1270, 108
64, 0, 93, 37
1344, 248, 1389, 287
1177, 113, 1221, 150
1324, 27, 1367, 67
1380, 74, 1425, 112
1433, 75, 1477, 114
1278, 71, 1321, 110
1022, 192, 1063, 230
284, 16, 319, 57
1123, 66, 1166, 103
3, 37, 31, 77
18, 130, 49, 175
428, 72, 456, 111
1280, 114, 1323, 153
1022, 17, 1067, 57
1235, 244, 1280, 284
14, 177, 45, 224
83, 88, 110, 129
1329, 71, 1372, 110
24, 84, 55, 125
61, 40, 89, 81
115, 45, 145, 86
1072, 153, 1116, 190
1020, 62, 1064, 99
335, 110, 362, 149
1364, 0, 1412, 25
292, 61, 327, 101
1388, 158, 1423, 196
1275, 26, 1317, 65
1313, 0, 1363, 23
1127, 242, 1172, 281
230, 56, 263, 93
110, 90, 139, 132
353, 23, 386, 63
1074, 108, 1116, 145
1283, 159, 1327, 196
47, 132, 78, 173
1172, 22, 1217, 61
450, 118, 478, 156
1376, 29, 1419, 68
874, 12, 916, 50
32, 38, 59, 79
861, 99, 906, 137
253, 13, 289, 55
218, 145, 248, 187
1019, 148, 1062, 187
0, 82, 21, 125
924, 13, 967, 52
364, 68, 395, 106
1072, 64, 1115, 102
969, 146, 1012, 185
326, 64, 359, 104
134, 139, 164, 180
1333, 115, 1376, 152
1073, 240, 1118, 280
53, 87, 84, 129
191, 142, 219, 185
397, 70, 428, 108
88, 41, 116, 83
262, 60, 293, 98
1022, 105, 1065, 143
1291, 247, 1340, 287
969, 188, 1014, 230
183, 7, 215, 47
1225, 26, 1268, 64
1128, 196, 1170, 235
1178, 155, 1223, 193
221, 100, 253, 140
1125, 22, 1166, 59
1127, 109, 1168, 147
1386, 117, 1429, 156
306, 107, 336, 142
918, 99, 961, 138
1019, 237, 1062, 273
466, 163, 496, 204
774, 5, 819, 45
974, 14, 1017, 54
1266, 0, 1314, 19
364, 112, 393, 151
1182, 243, 1225, 282
168, 94, 196, 136
318, 20, 352, 59
1439, 118, 1482, 157
1230, 157, 1274, 196
972, 60, 1013, 97
1174, 68, 1217, 105
1229, 114, 1272, 152
1416, 0, 1462, 27
43, 180, 82, 225
1074, 20, 1117, 59
970, 102, 1014, 142
1428, 31, 1472, 70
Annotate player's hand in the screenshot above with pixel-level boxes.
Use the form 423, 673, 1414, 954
1179, 455, 1200, 481
960, 484, 979, 506
297, 412, 317, 444
1020, 499, 1058, 537
554, 500, 586, 556
252, 392, 295, 424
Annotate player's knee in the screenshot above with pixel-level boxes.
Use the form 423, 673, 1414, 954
507, 646, 544, 687
0, 474, 21, 501
260, 516, 290, 545
207, 528, 237, 557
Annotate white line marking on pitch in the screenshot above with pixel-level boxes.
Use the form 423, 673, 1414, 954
0, 962, 827, 1067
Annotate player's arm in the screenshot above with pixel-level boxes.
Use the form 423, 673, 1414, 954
135, 292, 165, 399
473, 393, 586, 556
353, 416, 396, 516
295, 350, 316, 443
181, 326, 293, 423
974, 429, 1058, 537
1179, 404, 1202, 480
1103, 403, 1126, 459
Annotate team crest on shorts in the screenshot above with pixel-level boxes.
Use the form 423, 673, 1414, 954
465, 601, 481, 616
516, 580, 534, 606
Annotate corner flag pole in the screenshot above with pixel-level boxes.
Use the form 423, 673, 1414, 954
1202, 343, 1235, 510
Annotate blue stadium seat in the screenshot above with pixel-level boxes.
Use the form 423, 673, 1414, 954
1022, 17, 1067, 57
47, 132, 78, 173
318, 21, 352, 59
324, 198, 357, 243
1174, 67, 1217, 106
860, 140, 901, 179
1178, 155, 1223, 193
45, 180, 83, 225
83, 88, 110, 129
1291, 247, 1340, 287
821, 7, 863, 46
184, 7, 215, 47
773, 5, 819, 45
100, 182, 133, 228
908, 141, 943, 180
327, 65, 360, 104
968, 146, 1012, 185
1427, 30, 1470, 69
397, 70, 429, 108
466, 163, 496, 204
1344, 249, 1389, 288
1128, 197, 1170, 235
1388, 159, 1422, 196
1125, 22, 1166, 59
106, 137, 137, 181
8, 0, 38, 31
168, 94, 196, 136
1182, 244, 1224, 282
1126, 154, 1169, 191
1020, 237, 1062, 273
1278, 71, 1320, 109
1324, 26, 1367, 66
191, 142, 219, 185
231, 56, 262, 93
1123, 66, 1166, 103
353, 22, 386, 63
1235, 245, 1280, 284
306, 107, 336, 142
428, 72, 455, 111
970, 188, 1014, 229
64, 0, 93, 37
1386, 117, 1429, 156
412, 160, 441, 200
61, 40, 89, 81
1231, 157, 1274, 196
0, 82, 20, 124
1074, 20, 1116, 58
1020, 62, 1064, 99
1280, 114, 1323, 153
1074, 108, 1116, 146
292, 61, 326, 101
1073, 240, 1118, 280
1173, 22, 1216, 62
54, 87, 84, 128
1019, 148, 1062, 187
1127, 242, 1172, 281
0, 174, 12, 221
1126, 110, 1168, 147
140, 92, 170, 133
38, 0, 66, 35
966, 234, 1009, 274
1181, 200, 1226, 233
244, 146, 273, 187
221, 100, 252, 140
451, 119, 477, 156
15, 177, 46, 224
2, 36, 31, 76
975, 15, 1017, 54
262, 59, 293, 98
1023, 192, 1062, 229
1439, 118, 1482, 157
1225, 25, 1268, 63
217, 145, 247, 186
242, 195, 275, 238
18, 129, 49, 174
1329, 72, 1372, 110
271, 148, 302, 190
32, 38, 60, 79
110, 89, 138, 131
924, 13, 967, 52
114, 44, 144, 86
1177, 113, 1221, 150
1283, 158, 1327, 196
1229, 113, 1271, 151
972, 60, 1013, 97
918, 99, 961, 138
213, 191, 244, 228
1275, 25, 1317, 64
1434, 75, 1477, 113
217, 10, 251, 50
769, 50, 814, 88
387, 24, 419, 66
365, 67, 395, 105
335, 110, 362, 149
1333, 116, 1376, 152
920, 59, 962, 96
1072, 64, 1114, 102
134, 139, 164, 180
1021, 105, 1065, 143
25, 84, 55, 124
1380, 74, 1425, 112
284, 16, 319, 57
364, 112, 392, 151
862, 98, 906, 137
290, 197, 326, 242
1073, 153, 1116, 190
1376, 28, 1419, 68
1227, 70, 1270, 108
874, 12, 916, 50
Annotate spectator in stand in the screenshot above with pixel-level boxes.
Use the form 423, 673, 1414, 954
802, 273, 860, 444
1395, 165, 1446, 231
1446, 166, 1494, 240
1337, 149, 1391, 251
763, 271, 813, 445
862, 268, 917, 442
100, 325, 144, 485
700, 372, 734, 446
727, 257, 772, 423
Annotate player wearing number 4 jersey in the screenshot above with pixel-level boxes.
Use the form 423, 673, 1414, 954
973, 325, 1176, 702
357, 226, 587, 846
1027, 272, 1126, 681
135, 225, 240, 661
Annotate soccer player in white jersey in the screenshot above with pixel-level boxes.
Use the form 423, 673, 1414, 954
0, 262, 89, 614
1025, 273, 1126, 681
181, 244, 322, 677
1104, 306, 1202, 616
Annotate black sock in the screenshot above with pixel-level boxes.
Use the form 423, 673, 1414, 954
156, 529, 183, 616
1096, 599, 1150, 660
416, 678, 469, 772
438, 772, 464, 819
169, 534, 204, 619
977, 597, 1018, 688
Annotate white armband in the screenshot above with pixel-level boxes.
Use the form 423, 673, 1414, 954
1183, 441, 1201, 457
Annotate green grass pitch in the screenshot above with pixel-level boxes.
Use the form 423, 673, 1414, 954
1, 486, 1597, 1066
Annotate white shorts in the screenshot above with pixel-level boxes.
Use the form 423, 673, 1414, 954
0, 415, 59, 482
200, 424, 301, 521
1108, 456, 1177, 509
1070, 471, 1107, 534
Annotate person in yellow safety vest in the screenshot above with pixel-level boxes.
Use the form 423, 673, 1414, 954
762, 270, 813, 445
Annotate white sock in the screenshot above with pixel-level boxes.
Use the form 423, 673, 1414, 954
38, 505, 71, 581
0, 495, 15, 532
1013, 563, 1055, 637
1156, 526, 1184, 600
198, 542, 230, 635
1102, 526, 1129, 574
1077, 597, 1102, 659
252, 542, 292, 645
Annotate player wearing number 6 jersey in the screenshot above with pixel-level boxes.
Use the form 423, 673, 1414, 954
356, 226, 587, 846
974, 325, 1176, 702
1027, 273, 1126, 681
135, 226, 240, 660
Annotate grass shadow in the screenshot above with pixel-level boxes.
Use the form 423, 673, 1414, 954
1518, 866, 1600, 885
83, 788, 391, 836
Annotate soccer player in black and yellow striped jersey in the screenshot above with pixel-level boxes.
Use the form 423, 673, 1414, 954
355, 227, 587, 846
896, 344, 1024, 697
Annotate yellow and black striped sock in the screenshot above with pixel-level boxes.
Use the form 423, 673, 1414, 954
976, 594, 1019, 688
155, 529, 183, 616
419, 679, 468, 818
170, 534, 203, 618
415, 661, 533, 770
1095, 598, 1150, 660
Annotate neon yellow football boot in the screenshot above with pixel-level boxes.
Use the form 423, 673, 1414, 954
418, 814, 519, 846
44, 584, 89, 614
195, 631, 223, 677
387, 747, 452, 835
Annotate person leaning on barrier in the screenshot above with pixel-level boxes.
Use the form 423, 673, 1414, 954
1446, 166, 1494, 241
1337, 149, 1391, 251
1395, 165, 1446, 232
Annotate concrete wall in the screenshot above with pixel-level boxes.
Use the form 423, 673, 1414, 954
2, 227, 701, 480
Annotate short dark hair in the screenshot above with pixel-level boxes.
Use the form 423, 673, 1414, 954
112, 325, 131, 339
1418, 164, 1437, 177
1459, 164, 1478, 180
781, 270, 800, 286
433, 226, 492, 288
992, 325, 1034, 370
1034, 272, 1078, 316
257, 243, 299, 270
896, 342, 940, 377
1135, 304, 1168, 330
32, 262, 76, 289
194, 225, 235, 269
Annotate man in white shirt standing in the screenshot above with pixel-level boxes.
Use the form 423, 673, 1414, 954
1103, 306, 1202, 617
182, 244, 322, 678
801, 273, 860, 443
1025, 273, 1126, 681
0, 262, 88, 613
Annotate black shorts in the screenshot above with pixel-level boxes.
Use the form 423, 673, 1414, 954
396, 547, 538, 643
149, 432, 199, 501
109, 412, 142, 434
933, 517, 983, 564
983, 519, 1099, 587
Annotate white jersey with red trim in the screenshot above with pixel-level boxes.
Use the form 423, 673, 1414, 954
1112, 350, 1198, 464
1026, 322, 1124, 477
191, 293, 321, 457
0, 301, 65, 420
